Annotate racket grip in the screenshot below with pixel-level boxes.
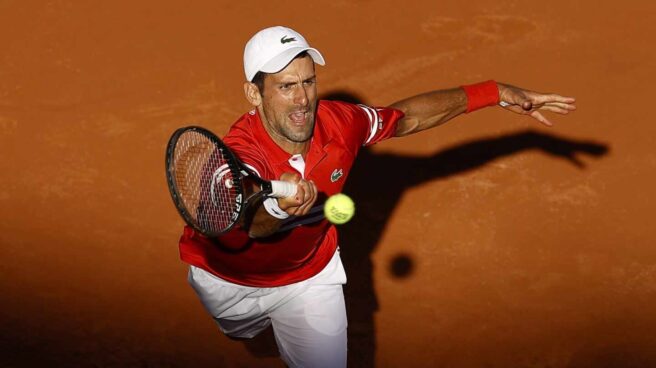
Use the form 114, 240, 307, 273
270, 180, 298, 198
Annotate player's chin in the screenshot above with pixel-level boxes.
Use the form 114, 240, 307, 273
285, 119, 315, 140
289, 130, 313, 143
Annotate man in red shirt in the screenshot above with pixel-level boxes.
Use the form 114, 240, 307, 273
180, 26, 576, 367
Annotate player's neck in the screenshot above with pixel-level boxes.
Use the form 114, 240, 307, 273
273, 136, 310, 157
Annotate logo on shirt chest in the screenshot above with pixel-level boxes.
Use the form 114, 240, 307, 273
330, 168, 344, 183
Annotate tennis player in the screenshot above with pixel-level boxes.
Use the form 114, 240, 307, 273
179, 26, 576, 367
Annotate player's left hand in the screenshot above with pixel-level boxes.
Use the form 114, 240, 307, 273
498, 83, 576, 126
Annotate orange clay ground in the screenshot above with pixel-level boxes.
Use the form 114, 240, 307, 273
1, 1, 655, 367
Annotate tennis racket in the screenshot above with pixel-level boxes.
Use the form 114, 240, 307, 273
165, 126, 297, 237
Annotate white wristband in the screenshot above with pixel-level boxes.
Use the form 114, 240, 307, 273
263, 197, 290, 219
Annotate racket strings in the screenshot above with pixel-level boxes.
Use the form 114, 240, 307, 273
172, 130, 241, 234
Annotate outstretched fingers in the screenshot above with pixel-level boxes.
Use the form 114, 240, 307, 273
529, 110, 553, 126
498, 83, 576, 126
545, 101, 577, 110
532, 93, 576, 106
540, 104, 574, 115
547, 94, 576, 104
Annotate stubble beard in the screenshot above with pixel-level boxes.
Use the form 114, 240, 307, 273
265, 103, 317, 144
282, 112, 316, 143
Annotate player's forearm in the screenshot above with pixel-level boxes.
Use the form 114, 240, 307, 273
245, 204, 284, 238
239, 183, 285, 238
244, 174, 316, 238
391, 88, 468, 137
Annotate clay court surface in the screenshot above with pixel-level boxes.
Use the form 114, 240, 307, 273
1, 1, 655, 367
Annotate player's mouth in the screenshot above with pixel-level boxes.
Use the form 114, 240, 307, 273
288, 110, 309, 125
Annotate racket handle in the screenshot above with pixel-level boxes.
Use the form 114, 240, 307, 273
270, 180, 298, 198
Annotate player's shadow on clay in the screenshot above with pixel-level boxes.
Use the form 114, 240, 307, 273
240, 90, 610, 367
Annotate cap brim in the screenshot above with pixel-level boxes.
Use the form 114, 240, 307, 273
259, 46, 325, 75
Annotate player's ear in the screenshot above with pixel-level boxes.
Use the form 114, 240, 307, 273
244, 82, 262, 107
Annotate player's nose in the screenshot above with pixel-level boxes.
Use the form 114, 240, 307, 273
294, 85, 308, 106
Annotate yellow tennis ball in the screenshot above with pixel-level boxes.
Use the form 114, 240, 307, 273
324, 193, 355, 225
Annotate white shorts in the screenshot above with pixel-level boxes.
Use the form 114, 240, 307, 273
188, 249, 348, 368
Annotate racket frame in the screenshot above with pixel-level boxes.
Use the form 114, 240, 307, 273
166, 125, 297, 237
166, 126, 248, 236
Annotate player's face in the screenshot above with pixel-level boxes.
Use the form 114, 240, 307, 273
259, 56, 318, 152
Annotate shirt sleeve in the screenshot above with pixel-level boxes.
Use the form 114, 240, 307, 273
356, 104, 405, 146
222, 120, 288, 221
324, 101, 405, 154
223, 123, 272, 180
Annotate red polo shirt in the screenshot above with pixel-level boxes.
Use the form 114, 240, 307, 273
178, 100, 405, 287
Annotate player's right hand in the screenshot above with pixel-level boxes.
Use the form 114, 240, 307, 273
278, 172, 318, 216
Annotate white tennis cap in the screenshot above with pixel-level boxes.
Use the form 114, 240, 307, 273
243, 26, 325, 82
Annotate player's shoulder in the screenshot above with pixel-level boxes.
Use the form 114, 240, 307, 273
318, 100, 371, 123
224, 109, 259, 142
222, 110, 271, 173
319, 99, 362, 115
318, 100, 384, 128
